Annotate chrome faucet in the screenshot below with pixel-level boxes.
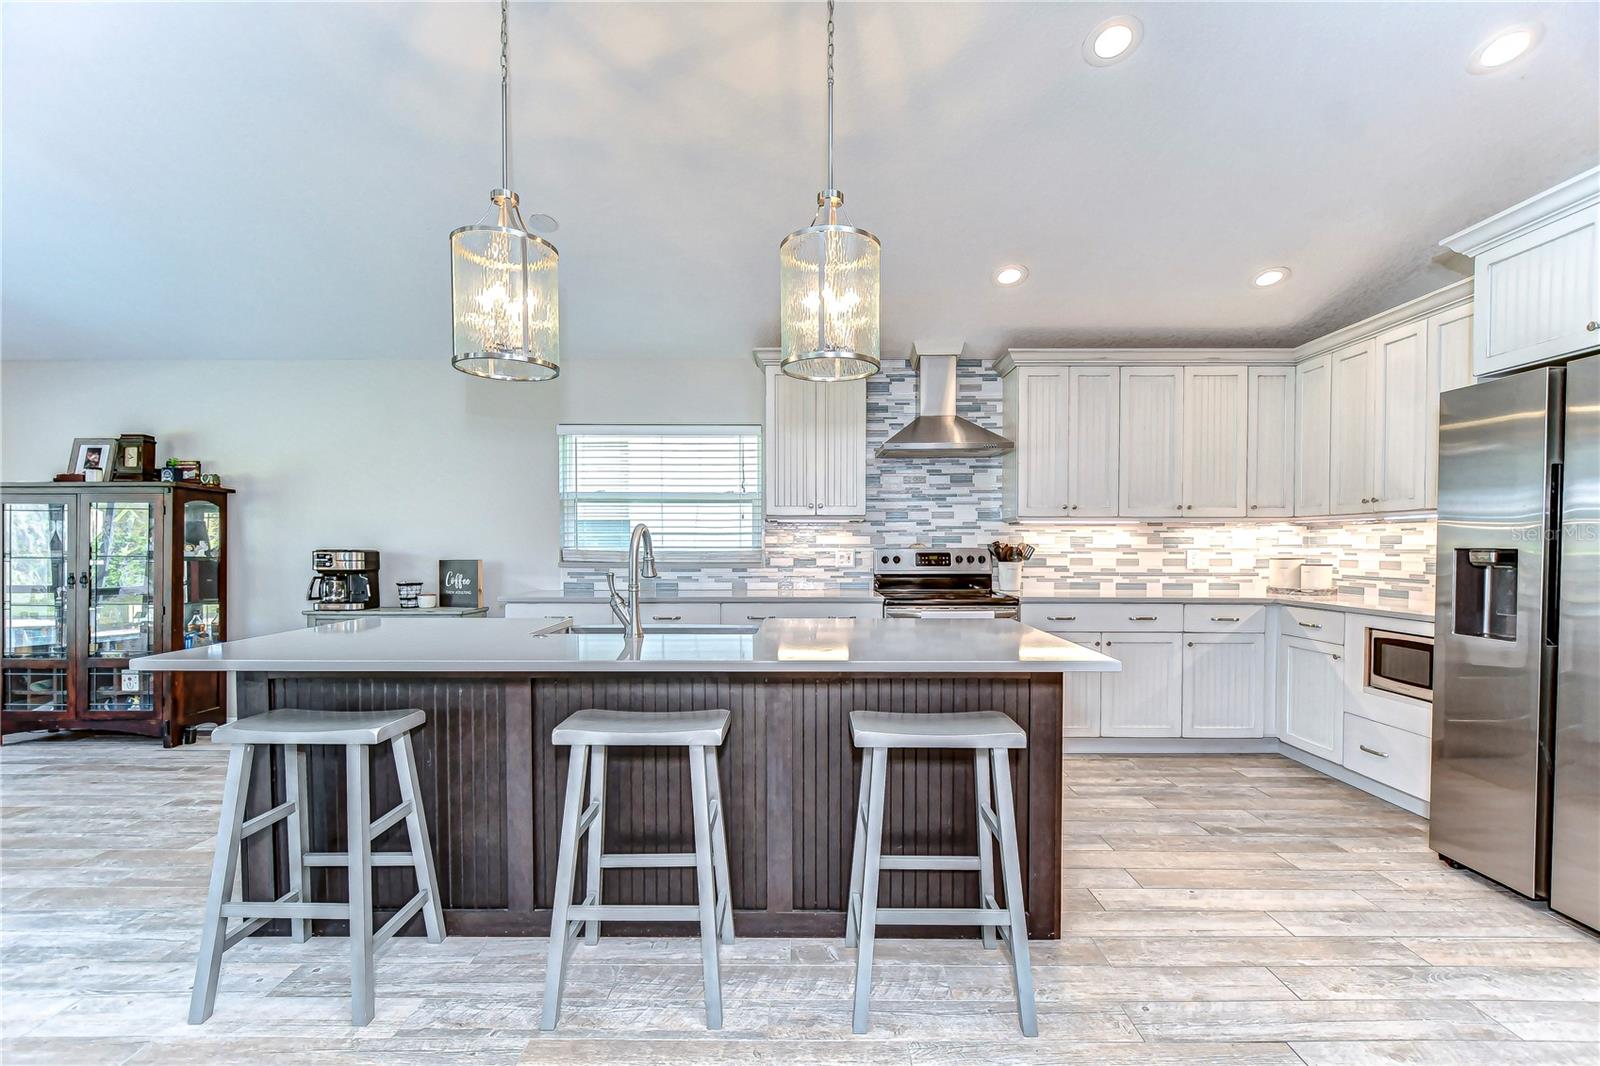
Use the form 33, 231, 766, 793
606, 523, 658, 639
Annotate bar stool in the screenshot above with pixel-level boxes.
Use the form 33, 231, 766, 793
541, 708, 734, 1031
845, 710, 1037, 1036
189, 708, 445, 1026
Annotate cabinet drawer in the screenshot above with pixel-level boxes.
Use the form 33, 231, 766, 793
1278, 605, 1346, 642
1342, 713, 1431, 799
1182, 604, 1267, 633
636, 603, 721, 625
723, 601, 880, 624
1023, 603, 1183, 632
505, 601, 615, 625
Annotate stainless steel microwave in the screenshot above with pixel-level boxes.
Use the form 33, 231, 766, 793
1366, 627, 1434, 702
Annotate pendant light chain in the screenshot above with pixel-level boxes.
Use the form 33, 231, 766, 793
499, 0, 511, 192
826, 0, 835, 191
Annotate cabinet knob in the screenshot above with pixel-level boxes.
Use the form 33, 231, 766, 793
1070, 504, 1078, 510
1333, 654, 1342, 661
1250, 504, 1258, 510
1588, 321, 1599, 332
1187, 641, 1195, 647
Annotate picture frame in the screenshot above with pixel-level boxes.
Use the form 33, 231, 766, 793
67, 437, 116, 483
439, 559, 484, 609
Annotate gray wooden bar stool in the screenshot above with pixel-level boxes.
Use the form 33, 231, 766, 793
845, 710, 1037, 1036
541, 708, 733, 1031
189, 708, 445, 1026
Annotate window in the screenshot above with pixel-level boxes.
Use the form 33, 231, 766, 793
558, 425, 763, 563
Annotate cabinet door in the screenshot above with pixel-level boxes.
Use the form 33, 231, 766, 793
1118, 366, 1183, 518
2, 495, 77, 720
1328, 341, 1376, 514
813, 378, 866, 517
1067, 367, 1120, 517
1099, 631, 1182, 737
1248, 366, 1296, 516
1278, 635, 1344, 760
1475, 203, 1599, 377
765, 367, 818, 517
1051, 631, 1103, 737
1373, 321, 1429, 512
1181, 365, 1248, 516
82, 494, 161, 718
1183, 633, 1265, 738
1014, 368, 1072, 517
1426, 302, 1474, 508
1295, 354, 1332, 516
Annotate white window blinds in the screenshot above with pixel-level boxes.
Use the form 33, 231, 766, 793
558, 425, 763, 563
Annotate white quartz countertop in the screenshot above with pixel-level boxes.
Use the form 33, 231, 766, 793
131, 617, 1120, 675
1020, 589, 1436, 622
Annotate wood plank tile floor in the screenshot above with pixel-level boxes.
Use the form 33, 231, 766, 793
2, 736, 1596, 1065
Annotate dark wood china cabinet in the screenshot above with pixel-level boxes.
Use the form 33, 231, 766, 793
1, 482, 232, 745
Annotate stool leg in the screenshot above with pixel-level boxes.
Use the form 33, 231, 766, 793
284, 744, 311, 944
346, 744, 375, 1027
540, 743, 589, 1031
850, 746, 888, 1035
704, 747, 734, 946
687, 744, 724, 1030
392, 732, 445, 943
189, 743, 254, 1024
989, 747, 1038, 1037
583, 745, 607, 945
844, 751, 870, 948
973, 748, 997, 950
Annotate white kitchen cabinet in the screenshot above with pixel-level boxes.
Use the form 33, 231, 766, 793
1328, 340, 1376, 514
762, 365, 865, 519
1002, 367, 1071, 519
1373, 320, 1429, 511
1248, 366, 1296, 517
1278, 634, 1344, 761
1342, 713, 1431, 800
1099, 631, 1182, 737
1119, 366, 1184, 518
1066, 366, 1120, 516
1426, 301, 1474, 508
1057, 630, 1104, 737
1181, 366, 1248, 517
1294, 353, 1332, 516
1182, 633, 1265, 738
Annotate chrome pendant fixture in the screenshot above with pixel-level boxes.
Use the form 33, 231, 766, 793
779, 0, 881, 382
450, 0, 559, 381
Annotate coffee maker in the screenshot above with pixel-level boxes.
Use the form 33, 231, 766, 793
307, 549, 380, 611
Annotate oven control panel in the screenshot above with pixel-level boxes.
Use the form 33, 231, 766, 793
874, 548, 991, 574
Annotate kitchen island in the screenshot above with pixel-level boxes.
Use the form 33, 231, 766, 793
133, 617, 1116, 940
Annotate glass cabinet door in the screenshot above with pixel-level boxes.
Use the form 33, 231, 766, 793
84, 496, 158, 715
180, 499, 223, 648
2, 497, 73, 716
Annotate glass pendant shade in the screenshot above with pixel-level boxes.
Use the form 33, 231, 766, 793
779, 193, 881, 381
451, 191, 560, 381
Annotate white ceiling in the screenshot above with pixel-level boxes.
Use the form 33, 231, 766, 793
3, 2, 1596, 364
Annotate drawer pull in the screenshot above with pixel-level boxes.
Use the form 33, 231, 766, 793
746, 615, 770, 621
654, 615, 682, 621
1358, 744, 1389, 759
1129, 615, 1158, 621
1047, 615, 1077, 622
1210, 615, 1241, 622
1297, 621, 1323, 629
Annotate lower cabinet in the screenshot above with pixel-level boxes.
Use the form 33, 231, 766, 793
1058, 631, 1105, 737
1100, 632, 1183, 737
1278, 635, 1345, 760
1182, 633, 1265, 738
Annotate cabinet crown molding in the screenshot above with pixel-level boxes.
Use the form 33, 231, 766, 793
1291, 278, 1474, 362
752, 346, 781, 369
997, 348, 1296, 375
1440, 167, 1600, 256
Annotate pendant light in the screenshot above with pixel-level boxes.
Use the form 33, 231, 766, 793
779, 0, 881, 382
450, 0, 560, 381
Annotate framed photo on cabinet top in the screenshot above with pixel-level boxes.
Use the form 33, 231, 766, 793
68, 437, 116, 482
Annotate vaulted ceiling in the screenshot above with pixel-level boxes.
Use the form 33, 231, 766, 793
3, 2, 1596, 364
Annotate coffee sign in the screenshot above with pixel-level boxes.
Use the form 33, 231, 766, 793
439, 559, 484, 609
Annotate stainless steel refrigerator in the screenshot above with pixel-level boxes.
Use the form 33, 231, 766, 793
1433, 353, 1599, 931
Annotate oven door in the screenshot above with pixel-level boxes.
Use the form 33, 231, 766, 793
1366, 627, 1434, 702
885, 604, 1021, 621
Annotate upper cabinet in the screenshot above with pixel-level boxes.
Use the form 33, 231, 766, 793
1372, 320, 1429, 511
754, 352, 866, 520
1119, 366, 1184, 518
1328, 340, 1377, 514
1182, 365, 1248, 517
1066, 367, 1121, 517
1294, 354, 1332, 516
1248, 366, 1296, 517
1441, 168, 1600, 378
1001, 363, 1119, 519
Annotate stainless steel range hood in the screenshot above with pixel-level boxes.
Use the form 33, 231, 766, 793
876, 343, 1015, 458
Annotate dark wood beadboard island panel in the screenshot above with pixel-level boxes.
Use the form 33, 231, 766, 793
235, 671, 1063, 939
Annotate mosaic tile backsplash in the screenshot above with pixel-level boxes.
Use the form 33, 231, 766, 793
563, 359, 1436, 600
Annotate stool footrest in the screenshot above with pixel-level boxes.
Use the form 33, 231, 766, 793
565, 904, 701, 923
368, 800, 414, 841
223, 889, 299, 949
878, 854, 981, 872
873, 906, 1008, 926
241, 800, 295, 839
374, 890, 430, 950
221, 900, 349, 921
599, 852, 696, 869
304, 851, 417, 868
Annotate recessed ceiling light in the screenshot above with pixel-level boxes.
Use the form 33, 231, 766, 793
1084, 16, 1143, 66
994, 265, 1029, 286
1252, 267, 1290, 288
1469, 25, 1541, 73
